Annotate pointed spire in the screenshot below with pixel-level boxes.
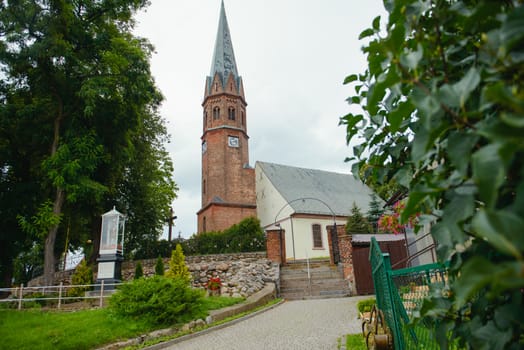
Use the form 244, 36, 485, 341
209, 1, 239, 89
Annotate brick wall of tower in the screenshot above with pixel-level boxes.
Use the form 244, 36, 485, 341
197, 203, 257, 233
201, 130, 255, 204
199, 71, 256, 233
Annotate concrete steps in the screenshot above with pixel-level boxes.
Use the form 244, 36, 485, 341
279, 260, 350, 300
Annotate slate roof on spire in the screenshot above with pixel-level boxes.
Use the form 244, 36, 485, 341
208, 1, 240, 90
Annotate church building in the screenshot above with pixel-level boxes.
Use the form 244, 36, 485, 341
197, 1, 257, 233
196, 2, 379, 256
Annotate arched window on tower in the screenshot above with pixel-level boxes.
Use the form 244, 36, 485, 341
241, 111, 244, 125
204, 111, 208, 127
203, 217, 207, 232
228, 107, 236, 121
213, 107, 220, 120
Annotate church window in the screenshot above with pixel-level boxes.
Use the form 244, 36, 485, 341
312, 224, 323, 248
203, 217, 207, 232
241, 111, 244, 125
203, 179, 206, 194
213, 107, 220, 120
204, 111, 208, 126
228, 107, 236, 121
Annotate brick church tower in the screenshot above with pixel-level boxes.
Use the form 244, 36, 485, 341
197, 1, 256, 233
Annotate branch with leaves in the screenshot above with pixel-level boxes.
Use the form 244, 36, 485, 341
341, 1, 524, 348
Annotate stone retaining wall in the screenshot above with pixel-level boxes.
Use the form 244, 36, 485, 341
29, 252, 279, 299
122, 252, 278, 298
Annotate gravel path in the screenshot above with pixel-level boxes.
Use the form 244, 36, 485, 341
162, 296, 369, 350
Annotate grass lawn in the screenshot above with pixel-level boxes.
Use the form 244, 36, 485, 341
0, 296, 243, 350
345, 334, 366, 350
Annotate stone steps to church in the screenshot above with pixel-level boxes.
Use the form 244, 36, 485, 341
279, 287, 350, 300
278, 259, 350, 300
283, 259, 332, 270
280, 270, 342, 280
279, 277, 350, 299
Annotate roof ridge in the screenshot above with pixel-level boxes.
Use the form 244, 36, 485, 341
257, 160, 352, 177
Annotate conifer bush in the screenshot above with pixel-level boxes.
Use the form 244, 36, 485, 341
68, 259, 93, 297
154, 256, 164, 276
109, 276, 204, 326
165, 244, 191, 283
134, 261, 143, 279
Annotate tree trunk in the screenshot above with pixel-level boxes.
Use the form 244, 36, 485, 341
43, 187, 65, 286
43, 98, 64, 286
88, 216, 102, 265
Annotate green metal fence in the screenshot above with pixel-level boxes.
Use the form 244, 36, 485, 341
370, 237, 448, 349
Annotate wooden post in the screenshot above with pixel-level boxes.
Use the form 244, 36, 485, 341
99, 280, 104, 308
18, 284, 23, 310
58, 282, 63, 309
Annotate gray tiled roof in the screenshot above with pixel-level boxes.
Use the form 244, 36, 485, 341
208, 1, 240, 89
258, 161, 381, 217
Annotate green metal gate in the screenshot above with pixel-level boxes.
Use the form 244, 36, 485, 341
369, 237, 448, 349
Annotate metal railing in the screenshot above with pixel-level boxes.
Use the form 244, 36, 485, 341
370, 237, 448, 349
391, 232, 436, 269
0, 281, 122, 310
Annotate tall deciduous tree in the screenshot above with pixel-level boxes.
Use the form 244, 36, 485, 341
341, 1, 524, 347
0, 0, 176, 286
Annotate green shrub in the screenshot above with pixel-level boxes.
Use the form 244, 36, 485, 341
165, 244, 191, 283
154, 256, 164, 276
184, 217, 266, 255
109, 276, 204, 325
357, 298, 375, 314
68, 259, 93, 297
134, 261, 143, 279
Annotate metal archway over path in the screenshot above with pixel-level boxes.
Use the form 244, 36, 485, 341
273, 197, 340, 263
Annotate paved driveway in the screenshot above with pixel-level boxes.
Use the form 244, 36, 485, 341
160, 296, 369, 350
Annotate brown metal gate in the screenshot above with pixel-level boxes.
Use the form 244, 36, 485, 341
352, 238, 408, 295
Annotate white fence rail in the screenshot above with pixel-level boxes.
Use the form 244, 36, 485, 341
0, 281, 123, 310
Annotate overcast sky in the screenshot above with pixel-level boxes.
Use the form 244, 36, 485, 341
134, 1, 386, 238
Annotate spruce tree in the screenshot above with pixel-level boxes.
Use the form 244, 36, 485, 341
155, 256, 164, 276
134, 261, 144, 279
367, 193, 384, 233
165, 244, 191, 284
346, 202, 372, 234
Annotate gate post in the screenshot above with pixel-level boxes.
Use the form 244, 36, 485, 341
266, 229, 286, 265
327, 225, 342, 265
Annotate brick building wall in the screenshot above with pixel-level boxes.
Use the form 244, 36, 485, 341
197, 203, 256, 233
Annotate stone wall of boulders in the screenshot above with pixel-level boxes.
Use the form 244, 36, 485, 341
27, 252, 279, 299
121, 252, 279, 298
27, 269, 76, 287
